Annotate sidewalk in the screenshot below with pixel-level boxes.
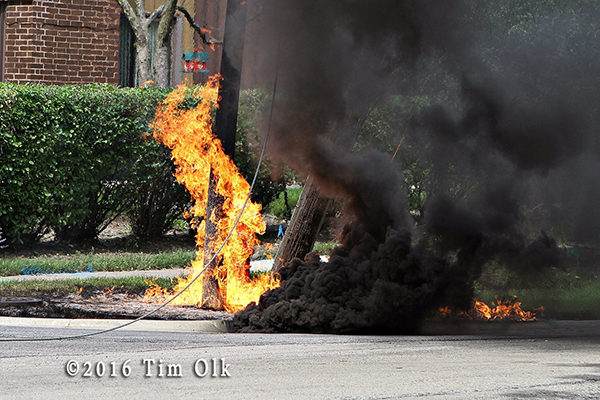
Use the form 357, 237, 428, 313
0, 268, 186, 282
0, 316, 229, 333
0, 259, 277, 282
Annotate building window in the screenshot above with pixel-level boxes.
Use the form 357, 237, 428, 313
118, 14, 135, 87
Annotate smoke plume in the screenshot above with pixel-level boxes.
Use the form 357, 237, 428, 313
232, 0, 600, 333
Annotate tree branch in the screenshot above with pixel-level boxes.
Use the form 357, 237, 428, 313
148, 5, 164, 24
116, 0, 142, 34
156, 0, 178, 45
176, 4, 221, 45
137, 0, 145, 17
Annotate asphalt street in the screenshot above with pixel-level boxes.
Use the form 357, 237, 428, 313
1, 324, 599, 399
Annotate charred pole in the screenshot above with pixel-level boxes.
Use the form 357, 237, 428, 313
202, 0, 248, 310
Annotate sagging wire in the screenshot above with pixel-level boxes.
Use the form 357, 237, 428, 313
0, 60, 281, 342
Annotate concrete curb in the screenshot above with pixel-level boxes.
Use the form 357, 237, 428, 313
0, 316, 230, 333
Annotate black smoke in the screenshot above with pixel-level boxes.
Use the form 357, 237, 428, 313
235, 225, 475, 334
232, 0, 600, 333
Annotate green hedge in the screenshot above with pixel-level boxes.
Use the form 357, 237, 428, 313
0, 84, 286, 247
0, 83, 180, 245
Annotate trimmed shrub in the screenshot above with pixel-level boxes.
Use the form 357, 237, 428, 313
0, 84, 288, 246
0, 83, 174, 245
127, 145, 190, 239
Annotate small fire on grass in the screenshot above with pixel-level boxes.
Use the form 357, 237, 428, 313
143, 76, 280, 313
439, 296, 542, 321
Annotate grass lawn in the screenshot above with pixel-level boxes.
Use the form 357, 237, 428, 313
0, 277, 176, 297
474, 266, 600, 319
476, 283, 600, 320
0, 250, 195, 277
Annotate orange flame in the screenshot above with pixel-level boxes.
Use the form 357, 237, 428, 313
473, 296, 537, 321
140, 80, 155, 88
438, 306, 453, 317
438, 296, 539, 321
144, 75, 279, 313
145, 279, 172, 298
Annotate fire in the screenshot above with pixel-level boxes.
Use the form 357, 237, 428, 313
140, 80, 155, 88
144, 75, 279, 313
473, 296, 537, 321
437, 306, 454, 317
438, 296, 539, 321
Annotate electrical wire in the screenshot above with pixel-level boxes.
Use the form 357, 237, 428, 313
0, 72, 280, 342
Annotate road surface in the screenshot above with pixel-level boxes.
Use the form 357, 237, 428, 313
1, 324, 599, 399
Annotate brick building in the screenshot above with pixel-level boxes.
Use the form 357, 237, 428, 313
0, 0, 204, 86
0, 0, 122, 84
0, 0, 263, 88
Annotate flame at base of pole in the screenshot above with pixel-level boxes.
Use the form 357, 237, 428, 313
144, 76, 280, 313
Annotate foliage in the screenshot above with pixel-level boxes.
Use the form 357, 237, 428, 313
0, 83, 173, 245
356, 95, 433, 220
236, 89, 288, 208
127, 144, 190, 239
266, 187, 302, 220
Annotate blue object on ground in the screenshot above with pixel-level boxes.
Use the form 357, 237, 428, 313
22, 266, 42, 275
21, 263, 94, 276
277, 224, 284, 238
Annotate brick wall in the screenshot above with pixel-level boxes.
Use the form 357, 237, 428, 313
4, 0, 121, 84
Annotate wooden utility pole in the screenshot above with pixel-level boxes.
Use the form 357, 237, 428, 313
274, 177, 330, 272
202, 0, 248, 309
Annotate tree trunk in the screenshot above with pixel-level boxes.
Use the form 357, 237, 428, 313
135, 35, 152, 84
274, 177, 329, 272
117, 0, 177, 88
201, 168, 226, 310
154, 0, 177, 88
153, 43, 170, 88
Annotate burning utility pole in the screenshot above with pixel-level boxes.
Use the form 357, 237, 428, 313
274, 177, 329, 272
202, 0, 248, 309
